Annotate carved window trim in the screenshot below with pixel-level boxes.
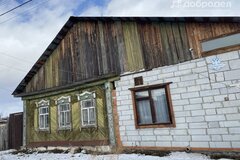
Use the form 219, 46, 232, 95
36, 100, 50, 131
77, 91, 97, 128
56, 96, 72, 130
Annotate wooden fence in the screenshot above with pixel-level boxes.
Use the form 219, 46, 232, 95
8, 112, 23, 150
0, 120, 8, 150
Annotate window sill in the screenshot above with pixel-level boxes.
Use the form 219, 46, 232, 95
58, 127, 72, 131
38, 128, 50, 132
136, 123, 176, 129
81, 125, 97, 129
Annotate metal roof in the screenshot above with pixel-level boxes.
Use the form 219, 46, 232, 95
12, 16, 240, 96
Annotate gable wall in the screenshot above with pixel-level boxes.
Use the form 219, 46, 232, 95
25, 21, 240, 94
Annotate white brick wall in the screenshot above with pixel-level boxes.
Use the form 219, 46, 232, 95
116, 50, 240, 149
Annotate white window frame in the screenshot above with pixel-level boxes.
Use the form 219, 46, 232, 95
77, 91, 97, 127
56, 96, 71, 130
36, 100, 49, 131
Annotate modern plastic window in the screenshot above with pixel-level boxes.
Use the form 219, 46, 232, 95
130, 83, 175, 128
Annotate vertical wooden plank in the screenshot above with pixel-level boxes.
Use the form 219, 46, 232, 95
38, 66, 44, 90
69, 26, 76, 82
122, 22, 144, 72
171, 23, 184, 62
49, 55, 53, 88
159, 22, 172, 65
98, 21, 108, 74
137, 22, 153, 69
178, 22, 192, 61
165, 22, 178, 64
77, 22, 86, 80
186, 23, 202, 58
102, 21, 121, 74
113, 21, 127, 73
91, 21, 101, 77
153, 22, 165, 67
95, 22, 104, 76
186, 23, 196, 58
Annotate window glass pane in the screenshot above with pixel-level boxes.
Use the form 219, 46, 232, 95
89, 108, 95, 124
60, 112, 64, 126
135, 91, 149, 98
66, 111, 70, 124
60, 104, 69, 111
40, 115, 44, 128
39, 106, 49, 129
45, 115, 49, 128
136, 100, 152, 124
82, 109, 88, 125
82, 99, 93, 108
39, 108, 43, 114
63, 104, 67, 111
59, 105, 64, 111
66, 104, 70, 110
202, 33, 240, 52
42, 107, 47, 114
151, 89, 170, 123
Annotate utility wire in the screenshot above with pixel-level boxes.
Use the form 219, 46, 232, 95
0, 0, 49, 24
0, 0, 12, 7
0, 50, 98, 78
0, 52, 33, 64
0, 49, 99, 78
0, 0, 33, 17
0, 63, 27, 72
0, 87, 12, 92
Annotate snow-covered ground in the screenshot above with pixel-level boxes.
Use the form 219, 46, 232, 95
0, 150, 232, 160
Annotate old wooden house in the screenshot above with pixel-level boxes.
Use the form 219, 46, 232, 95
13, 17, 240, 151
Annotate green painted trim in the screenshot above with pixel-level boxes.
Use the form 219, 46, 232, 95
20, 76, 119, 100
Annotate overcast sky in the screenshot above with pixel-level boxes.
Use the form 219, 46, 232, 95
0, 0, 239, 117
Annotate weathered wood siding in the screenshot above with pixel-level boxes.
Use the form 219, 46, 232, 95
25, 21, 240, 93
26, 86, 109, 146
0, 124, 8, 150
8, 113, 23, 149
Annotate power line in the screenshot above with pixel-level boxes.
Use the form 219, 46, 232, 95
0, 0, 33, 17
0, 0, 49, 24
0, 63, 27, 72
0, 49, 99, 77
0, 0, 12, 7
0, 87, 12, 92
0, 52, 33, 64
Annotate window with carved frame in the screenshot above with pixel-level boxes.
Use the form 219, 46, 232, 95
36, 100, 49, 131
77, 91, 96, 127
56, 96, 71, 130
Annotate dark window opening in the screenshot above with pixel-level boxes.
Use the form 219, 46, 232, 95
134, 76, 143, 86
